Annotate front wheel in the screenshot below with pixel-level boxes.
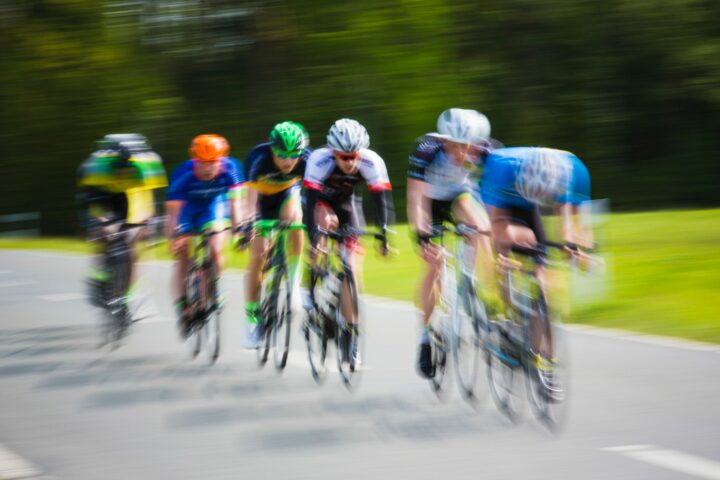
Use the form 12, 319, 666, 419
272, 270, 292, 371
486, 321, 525, 422
335, 268, 361, 390
526, 298, 570, 432
452, 275, 486, 405
204, 273, 221, 364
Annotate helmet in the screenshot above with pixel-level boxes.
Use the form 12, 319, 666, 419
514, 148, 573, 206
326, 118, 370, 153
190, 134, 229, 162
97, 133, 149, 166
269, 121, 308, 157
436, 108, 491, 144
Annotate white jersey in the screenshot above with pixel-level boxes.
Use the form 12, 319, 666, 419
303, 147, 391, 202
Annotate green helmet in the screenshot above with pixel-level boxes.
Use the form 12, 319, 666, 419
269, 121, 308, 157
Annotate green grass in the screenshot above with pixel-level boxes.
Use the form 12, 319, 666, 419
2, 208, 719, 343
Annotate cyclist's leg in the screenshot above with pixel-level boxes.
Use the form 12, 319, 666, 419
243, 194, 273, 346
202, 198, 230, 306
415, 199, 449, 378
279, 186, 304, 311
173, 203, 198, 324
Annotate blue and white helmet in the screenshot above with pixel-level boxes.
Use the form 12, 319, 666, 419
515, 148, 573, 206
436, 108, 491, 144
327, 118, 370, 152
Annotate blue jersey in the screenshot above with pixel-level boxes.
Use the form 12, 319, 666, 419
166, 157, 245, 205
480, 147, 590, 210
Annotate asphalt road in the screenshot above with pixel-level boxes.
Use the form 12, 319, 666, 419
1, 250, 719, 480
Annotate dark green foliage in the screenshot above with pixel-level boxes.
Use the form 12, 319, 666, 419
2, 0, 718, 233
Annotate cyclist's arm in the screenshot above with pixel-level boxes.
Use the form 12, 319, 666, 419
407, 178, 431, 236
164, 200, 184, 239
303, 183, 321, 246
369, 186, 393, 231
228, 185, 244, 230
244, 186, 258, 224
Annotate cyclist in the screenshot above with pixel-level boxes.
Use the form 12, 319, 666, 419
407, 108, 496, 379
165, 134, 245, 338
243, 121, 311, 348
303, 118, 393, 362
77, 133, 167, 310
480, 146, 593, 383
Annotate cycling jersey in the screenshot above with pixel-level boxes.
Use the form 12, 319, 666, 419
407, 134, 482, 201
245, 143, 310, 196
304, 147, 391, 202
77, 150, 167, 225
480, 147, 590, 211
166, 157, 244, 234
303, 147, 392, 244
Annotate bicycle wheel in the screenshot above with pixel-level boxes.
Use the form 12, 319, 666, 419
272, 269, 292, 371
256, 273, 273, 367
305, 270, 329, 383
486, 320, 525, 422
186, 265, 202, 359
335, 268, 361, 389
429, 326, 451, 400
452, 275, 486, 404
104, 244, 132, 347
204, 270, 221, 364
525, 297, 570, 432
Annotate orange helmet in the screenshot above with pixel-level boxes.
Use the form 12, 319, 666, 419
190, 134, 229, 162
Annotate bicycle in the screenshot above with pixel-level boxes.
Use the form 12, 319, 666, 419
486, 241, 576, 431
88, 220, 149, 348
254, 220, 306, 371
419, 223, 491, 402
304, 225, 387, 389
183, 228, 227, 364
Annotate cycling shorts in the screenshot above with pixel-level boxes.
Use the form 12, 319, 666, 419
258, 184, 301, 220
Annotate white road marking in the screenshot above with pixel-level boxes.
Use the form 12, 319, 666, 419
0, 280, 37, 288
0, 443, 44, 479
38, 293, 86, 302
602, 445, 720, 480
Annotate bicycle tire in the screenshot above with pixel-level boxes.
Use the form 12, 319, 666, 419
187, 264, 202, 359
335, 267, 361, 389
204, 268, 221, 364
486, 320, 525, 422
452, 274, 486, 404
104, 242, 132, 347
272, 268, 291, 371
525, 296, 570, 432
305, 269, 329, 383
429, 327, 450, 400
256, 271, 273, 367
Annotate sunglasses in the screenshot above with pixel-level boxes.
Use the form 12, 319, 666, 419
335, 152, 360, 162
273, 148, 302, 160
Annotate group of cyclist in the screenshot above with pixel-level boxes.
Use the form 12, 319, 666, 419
78, 108, 594, 381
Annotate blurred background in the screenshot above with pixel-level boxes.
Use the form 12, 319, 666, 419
2, 0, 719, 235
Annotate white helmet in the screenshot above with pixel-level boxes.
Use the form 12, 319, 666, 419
436, 108, 491, 144
327, 118, 370, 152
515, 148, 573, 206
